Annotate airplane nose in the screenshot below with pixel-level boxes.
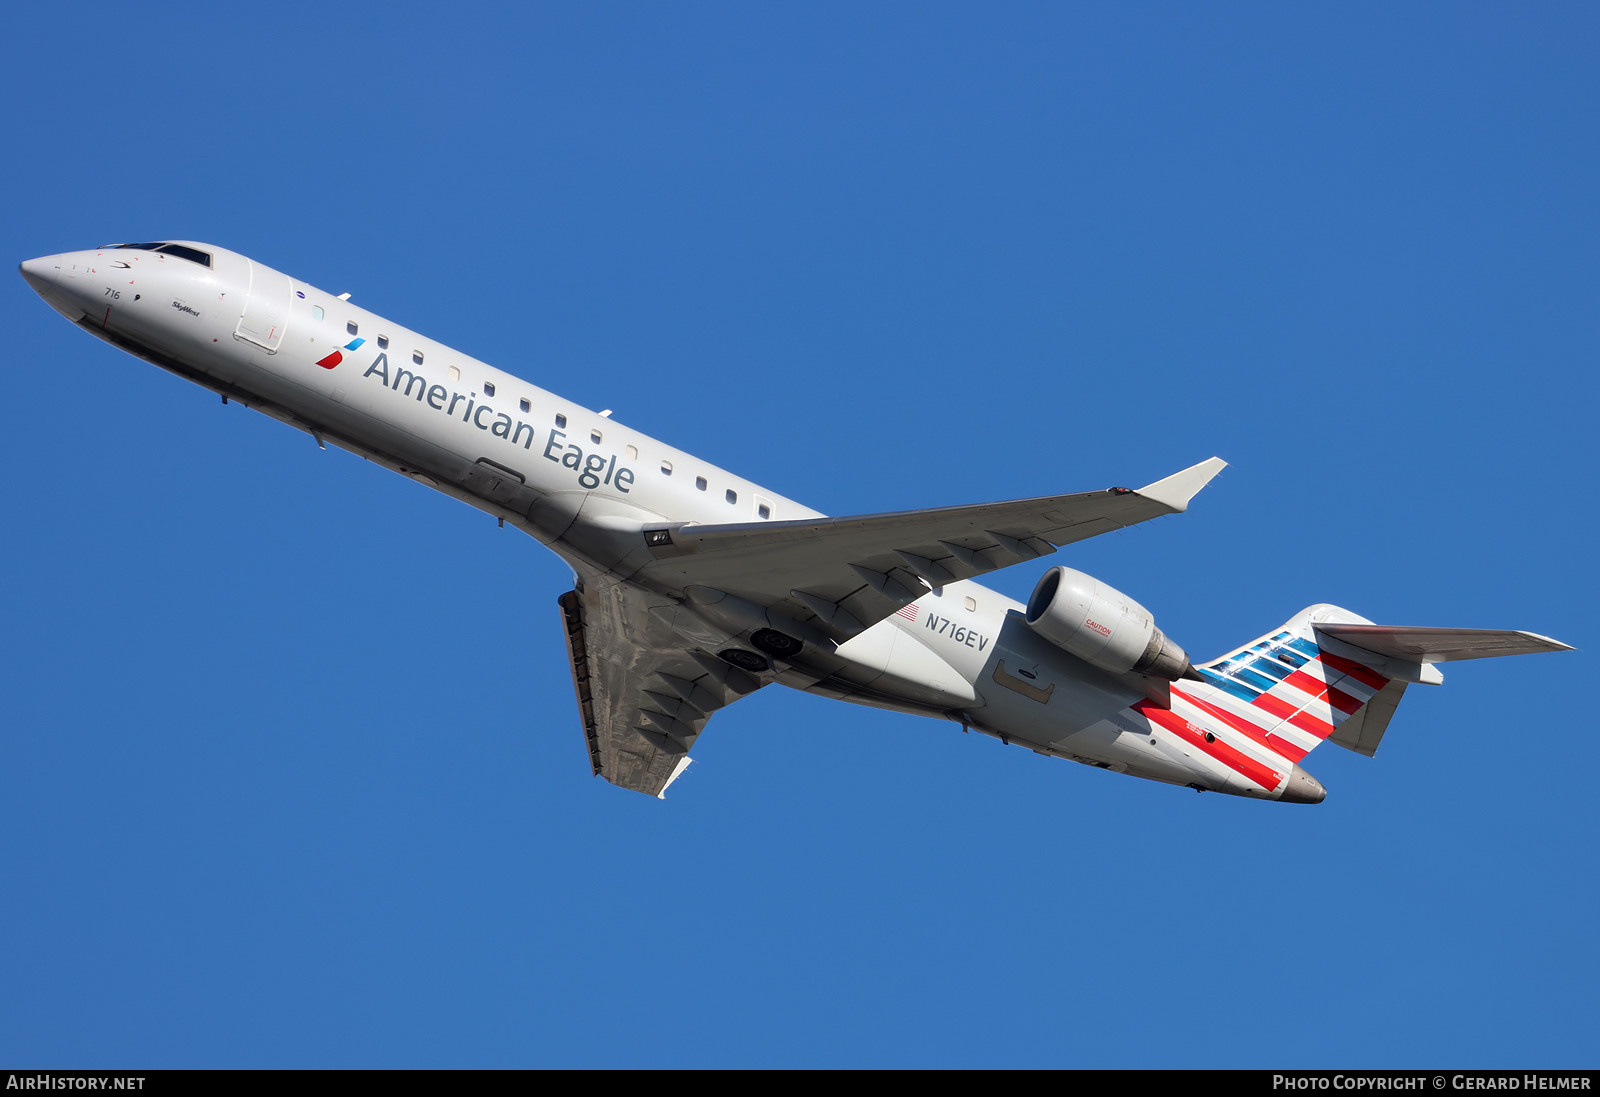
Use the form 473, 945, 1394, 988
20, 253, 88, 322
19, 254, 59, 295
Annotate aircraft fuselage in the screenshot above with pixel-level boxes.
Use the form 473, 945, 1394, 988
22, 241, 1340, 802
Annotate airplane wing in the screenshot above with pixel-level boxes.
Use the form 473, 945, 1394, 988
637, 457, 1226, 644
557, 576, 766, 797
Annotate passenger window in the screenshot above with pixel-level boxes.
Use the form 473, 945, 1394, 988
964, 596, 977, 612
520, 398, 531, 412
625, 445, 638, 460
312, 305, 324, 321
590, 429, 603, 444
347, 321, 358, 336
414, 351, 425, 365
484, 382, 496, 397
447, 366, 459, 382
695, 476, 707, 491
377, 335, 389, 349
555, 413, 567, 428
661, 461, 673, 475
725, 489, 738, 504
758, 503, 771, 519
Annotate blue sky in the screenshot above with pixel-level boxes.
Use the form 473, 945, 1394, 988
3, 2, 1596, 1068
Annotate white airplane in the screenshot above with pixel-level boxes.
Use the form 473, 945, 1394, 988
20, 241, 1571, 804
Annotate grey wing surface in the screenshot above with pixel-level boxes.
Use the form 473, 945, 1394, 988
635, 457, 1226, 645
558, 577, 765, 797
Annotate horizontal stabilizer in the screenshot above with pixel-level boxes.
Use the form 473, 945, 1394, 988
1315, 625, 1573, 664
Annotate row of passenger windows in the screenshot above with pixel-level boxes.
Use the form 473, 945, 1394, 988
314, 306, 774, 518
658, 464, 770, 515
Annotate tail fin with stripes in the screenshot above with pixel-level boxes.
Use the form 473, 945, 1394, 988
1190, 605, 1570, 760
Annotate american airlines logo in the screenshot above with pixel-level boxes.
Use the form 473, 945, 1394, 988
316, 338, 365, 369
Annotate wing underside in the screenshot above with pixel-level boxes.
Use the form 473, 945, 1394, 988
555, 458, 1226, 796
558, 579, 765, 797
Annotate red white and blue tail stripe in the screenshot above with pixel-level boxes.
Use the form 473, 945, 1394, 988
1131, 605, 1399, 800
1184, 616, 1393, 764
1121, 604, 1567, 801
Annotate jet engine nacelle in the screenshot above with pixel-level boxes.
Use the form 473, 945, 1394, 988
1024, 566, 1192, 680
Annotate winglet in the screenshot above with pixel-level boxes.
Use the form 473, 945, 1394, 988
1135, 457, 1227, 513
657, 755, 693, 799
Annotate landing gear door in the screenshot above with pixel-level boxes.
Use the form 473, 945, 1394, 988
235, 258, 292, 352
465, 457, 545, 513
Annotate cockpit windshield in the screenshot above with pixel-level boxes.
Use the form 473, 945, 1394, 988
98, 242, 212, 268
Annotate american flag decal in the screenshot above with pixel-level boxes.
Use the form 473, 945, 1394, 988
895, 604, 920, 622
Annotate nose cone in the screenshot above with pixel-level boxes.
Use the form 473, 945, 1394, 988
19, 254, 59, 295
20, 253, 87, 322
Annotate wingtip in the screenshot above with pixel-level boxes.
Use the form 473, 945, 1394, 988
1517, 632, 1576, 654
656, 754, 694, 799
1136, 457, 1227, 512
